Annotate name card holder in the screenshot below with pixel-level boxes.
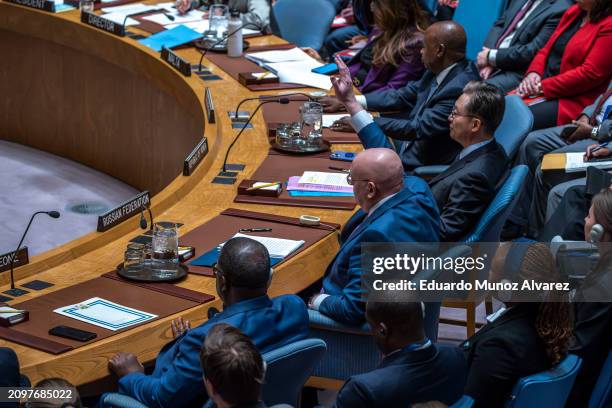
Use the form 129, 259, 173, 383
5, 0, 55, 12
0, 247, 29, 273
81, 11, 126, 37
97, 191, 150, 232
161, 47, 191, 77
205, 87, 215, 124
183, 138, 209, 176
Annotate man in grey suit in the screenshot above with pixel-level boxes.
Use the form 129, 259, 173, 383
477, 0, 572, 92
517, 81, 612, 236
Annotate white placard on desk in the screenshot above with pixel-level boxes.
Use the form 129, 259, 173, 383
54, 297, 157, 331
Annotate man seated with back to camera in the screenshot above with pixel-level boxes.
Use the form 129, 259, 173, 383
107, 237, 309, 408
200, 323, 291, 408
307, 148, 440, 324
320, 21, 480, 170
333, 292, 467, 407
428, 81, 509, 241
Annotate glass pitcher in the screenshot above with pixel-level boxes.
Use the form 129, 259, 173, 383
151, 222, 179, 269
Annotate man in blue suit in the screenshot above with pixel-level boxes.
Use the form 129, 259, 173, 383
323, 21, 480, 170
308, 148, 440, 324
334, 292, 467, 407
108, 237, 309, 408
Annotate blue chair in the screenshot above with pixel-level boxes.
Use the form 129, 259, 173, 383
505, 354, 582, 408
451, 395, 475, 408
307, 245, 472, 383
101, 339, 326, 408
271, 0, 336, 50
414, 95, 533, 179
452, 0, 507, 60
589, 350, 612, 408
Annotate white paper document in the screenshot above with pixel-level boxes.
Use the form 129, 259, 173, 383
101, 12, 139, 26
245, 47, 313, 64
54, 297, 157, 331
101, 3, 155, 14
299, 171, 351, 188
565, 152, 612, 173
322, 114, 350, 128
143, 9, 205, 26
229, 233, 304, 258
266, 60, 332, 90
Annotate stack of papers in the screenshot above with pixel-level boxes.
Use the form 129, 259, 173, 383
565, 152, 612, 173
226, 233, 305, 258
245, 48, 332, 90
287, 171, 353, 197
54, 297, 157, 331
100, 2, 175, 26
143, 9, 205, 26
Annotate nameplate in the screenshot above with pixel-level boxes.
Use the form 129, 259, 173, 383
183, 138, 209, 176
205, 87, 215, 124
161, 47, 191, 77
4, 0, 55, 12
0, 248, 29, 273
81, 11, 125, 37
97, 191, 150, 232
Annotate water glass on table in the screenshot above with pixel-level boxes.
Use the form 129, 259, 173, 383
209, 4, 229, 38
79, 0, 94, 13
301, 102, 323, 142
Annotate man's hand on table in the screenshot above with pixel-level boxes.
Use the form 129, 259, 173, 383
109, 352, 145, 378
171, 316, 191, 339
331, 116, 354, 132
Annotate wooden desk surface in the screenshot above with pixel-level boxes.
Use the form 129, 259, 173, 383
0, 2, 361, 386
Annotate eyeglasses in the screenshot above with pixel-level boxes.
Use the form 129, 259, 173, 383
449, 108, 482, 121
346, 171, 371, 186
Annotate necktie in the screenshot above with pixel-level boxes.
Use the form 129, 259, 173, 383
590, 87, 612, 125
495, 0, 536, 48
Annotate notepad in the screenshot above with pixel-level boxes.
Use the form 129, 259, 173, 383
298, 171, 351, 188
565, 152, 612, 173
245, 48, 313, 64
139, 25, 201, 52
287, 176, 353, 193
226, 233, 305, 258
54, 297, 157, 331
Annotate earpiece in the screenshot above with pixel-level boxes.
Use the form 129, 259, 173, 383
589, 224, 605, 244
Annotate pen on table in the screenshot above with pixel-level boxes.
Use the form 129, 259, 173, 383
246, 182, 281, 191
164, 13, 176, 21
328, 166, 350, 173
239, 228, 273, 233
589, 141, 609, 155
256, 72, 273, 81
0, 309, 26, 314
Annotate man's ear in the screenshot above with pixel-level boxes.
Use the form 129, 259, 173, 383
378, 322, 389, 337
266, 268, 273, 289
436, 43, 446, 59
367, 181, 376, 199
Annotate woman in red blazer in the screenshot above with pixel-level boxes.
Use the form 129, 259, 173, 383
516, 0, 611, 129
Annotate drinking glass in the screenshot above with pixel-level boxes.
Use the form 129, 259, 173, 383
209, 5, 229, 38
124, 243, 145, 270
275, 124, 292, 147
79, 0, 94, 13
300, 102, 323, 142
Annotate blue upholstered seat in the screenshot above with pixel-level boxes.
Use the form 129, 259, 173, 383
452, 0, 508, 60
451, 395, 475, 408
271, 0, 336, 50
589, 350, 612, 408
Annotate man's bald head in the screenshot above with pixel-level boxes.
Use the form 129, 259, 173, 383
421, 21, 466, 73
350, 148, 404, 212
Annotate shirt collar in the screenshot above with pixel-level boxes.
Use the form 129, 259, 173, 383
366, 192, 398, 218
436, 62, 458, 86
458, 139, 493, 161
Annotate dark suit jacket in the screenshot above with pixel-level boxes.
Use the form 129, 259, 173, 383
484, 0, 571, 73
429, 141, 509, 242
567, 301, 612, 407
0, 348, 29, 408
320, 176, 440, 324
461, 304, 552, 408
334, 344, 467, 408
361, 59, 480, 169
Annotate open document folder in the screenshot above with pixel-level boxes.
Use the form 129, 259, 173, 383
245, 48, 332, 90
54, 297, 157, 331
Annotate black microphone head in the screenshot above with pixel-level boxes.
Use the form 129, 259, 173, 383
278, 98, 290, 104
139, 209, 147, 230
47, 211, 60, 219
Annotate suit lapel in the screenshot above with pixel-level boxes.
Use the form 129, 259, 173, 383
429, 141, 495, 186
513, 0, 552, 40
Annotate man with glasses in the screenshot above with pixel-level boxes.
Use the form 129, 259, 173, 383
428, 81, 509, 241
307, 148, 440, 324
108, 237, 308, 408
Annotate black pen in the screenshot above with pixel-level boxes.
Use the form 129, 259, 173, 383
329, 166, 350, 172
239, 228, 272, 232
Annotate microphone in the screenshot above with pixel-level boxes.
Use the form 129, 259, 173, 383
121, 8, 166, 28
222, 98, 290, 172
8, 211, 60, 295
197, 21, 262, 71
233, 92, 315, 119
139, 203, 154, 230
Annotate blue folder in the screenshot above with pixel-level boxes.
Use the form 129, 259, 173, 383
190, 247, 283, 267
288, 190, 354, 197
139, 25, 202, 52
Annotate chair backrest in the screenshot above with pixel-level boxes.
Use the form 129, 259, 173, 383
495, 95, 534, 160
261, 338, 327, 406
505, 354, 582, 408
271, 0, 336, 49
463, 165, 528, 243
453, 0, 507, 60
589, 349, 612, 408
451, 395, 475, 408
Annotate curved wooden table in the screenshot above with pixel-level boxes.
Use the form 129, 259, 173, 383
0, 2, 360, 388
